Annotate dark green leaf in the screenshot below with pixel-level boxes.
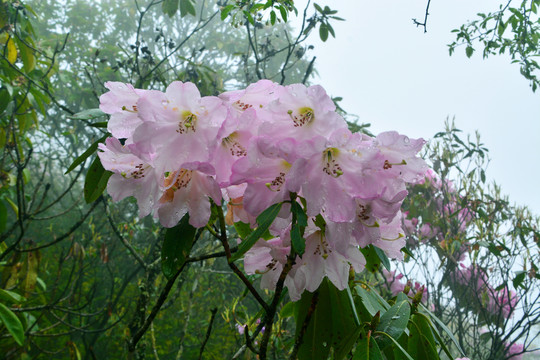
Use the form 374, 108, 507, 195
291, 201, 308, 227
361, 245, 382, 272
373, 246, 391, 271
180, 0, 195, 17
408, 314, 439, 360
161, 214, 196, 279
279, 5, 288, 22
229, 202, 282, 262
65, 135, 107, 174
335, 327, 362, 360
291, 223, 305, 255
375, 331, 414, 360
0, 200, 7, 233
162, 0, 179, 17
83, 156, 112, 203
353, 334, 383, 360
296, 280, 358, 360
89, 121, 108, 128
415, 313, 453, 360
0, 302, 25, 346
418, 304, 465, 356
0, 88, 10, 113
376, 300, 410, 349
319, 23, 329, 42
270, 10, 276, 25
465, 46, 474, 58
513, 271, 526, 289
68, 108, 106, 120
313, 3, 323, 13
356, 285, 389, 317
0, 289, 24, 304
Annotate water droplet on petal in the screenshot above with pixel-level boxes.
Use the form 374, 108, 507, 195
403, 136, 410, 144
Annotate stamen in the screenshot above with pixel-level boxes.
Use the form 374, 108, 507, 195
176, 111, 197, 134
122, 163, 148, 180
288, 107, 314, 127
265, 172, 286, 192
223, 133, 247, 156
322, 148, 343, 178
233, 100, 253, 111
160, 169, 193, 203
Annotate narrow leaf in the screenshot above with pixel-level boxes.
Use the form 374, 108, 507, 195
0, 302, 25, 346
68, 108, 106, 120
161, 214, 196, 279
229, 202, 282, 262
65, 135, 107, 174
83, 156, 112, 203
375, 331, 414, 360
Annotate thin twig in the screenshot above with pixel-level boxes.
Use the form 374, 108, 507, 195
198, 308, 218, 360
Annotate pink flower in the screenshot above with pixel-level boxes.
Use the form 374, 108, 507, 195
100, 82, 147, 139
506, 342, 524, 360
156, 162, 222, 228
98, 137, 161, 218
132, 81, 227, 173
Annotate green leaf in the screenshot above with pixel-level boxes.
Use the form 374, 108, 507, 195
83, 156, 112, 203
314, 3, 324, 13
229, 202, 282, 262
375, 331, 414, 360
89, 121, 108, 128
179, 0, 195, 17
418, 304, 465, 356
291, 201, 308, 227
513, 271, 526, 289
220, 5, 234, 20
279, 5, 288, 22
0, 289, 24, 304
161, 213, 196, 279
68, 108, 106, 120
270, 10, 276, 25
335, 327, 362, 360
0, 200, 7, 233
465, 46, 474, 58
355, 285, 389, 317
291, 223, 305, 255
0, 302, 25, 346
376, 300, 410, 349
243, 10, 255, 25
0, 88, 10, 114
280, 301, 295, 318
296, 280, 358, 360
65, 135, 107, 174
162, 0, 179, 17
361, 245, 382, 272
373, 246, 391, 271
319, 23, 329, 42
233, 221, 253, 239
408, 314, 439, 360
353, 334, 383, 360
415, 313, 453, 360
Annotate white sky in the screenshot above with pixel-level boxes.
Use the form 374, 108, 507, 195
293, 0, 540, 214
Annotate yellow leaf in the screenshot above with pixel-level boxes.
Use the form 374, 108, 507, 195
22, 251, 40, 296
6, 38, 17, 64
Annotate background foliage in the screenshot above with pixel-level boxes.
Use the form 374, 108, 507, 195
0, 0, 538, 359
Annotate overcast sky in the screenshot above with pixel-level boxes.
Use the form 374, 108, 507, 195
292, 1, 540, 214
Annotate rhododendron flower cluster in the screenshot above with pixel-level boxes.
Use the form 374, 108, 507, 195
451, 264, 518, 324
98, 80, 427, 300
402, 169, 474, 261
